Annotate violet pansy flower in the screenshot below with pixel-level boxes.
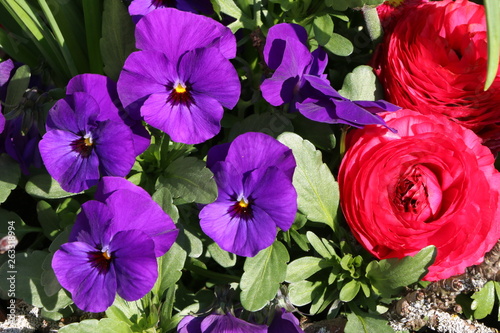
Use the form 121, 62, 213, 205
261, 23, 399, 127
268, 308, 304, 333
52, 177, 178, 313
39, 92, 137, 193
117, 9, 240, 144
177, 313, 267, 333
199, 132, 297, 257
128, 0, 213, 23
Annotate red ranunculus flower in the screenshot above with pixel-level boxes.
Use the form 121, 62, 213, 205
338, 109, 500, 281
376, 0, 428, 32
372, 0, 500, 152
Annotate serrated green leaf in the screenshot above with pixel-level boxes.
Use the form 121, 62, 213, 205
484, 0, 500, 90
366, 246, 436, 298
207, 242, 237, 268
100, 0, 135, 81
339, 279, 360, 302
339, 65, 380, 101
471, 281, 495, 320
59, 318, 133, 333
278, 133, 339, 229
286, 256, 332, 283
25, 173, 81, 199
240, 241, 289, 311
344, 312, 394, 333
313, 15, 334, 46
0, 154, 21, 204
157, 157, 217, 205
4, 64, 30, 113
177, 224, 203, 259
324, 32, 353, 57
41, 228, 70, 297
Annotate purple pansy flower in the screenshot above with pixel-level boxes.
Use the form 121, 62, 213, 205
128, 0, 213, 23
260, 23, 399, 127
199, 132, 297, 257
39, 92, 137, 193
268, 309, 304, 333
117, 8, 240, 144
52, 177, 178, 313
177, 313, 267, 333
66, 74, 150, 156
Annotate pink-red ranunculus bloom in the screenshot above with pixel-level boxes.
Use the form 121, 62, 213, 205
338, 109, 500, 281
372, 0, 500, 152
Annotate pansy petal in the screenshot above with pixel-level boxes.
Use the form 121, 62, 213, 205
94, 176, 150, 202
0, 112, 4, 134
135, 8, 236, 60
246, 166, 297, 231
268, 309, 304, 333
94, 120, 136, 177
39, 129, 100, 193
178, 47, 240, 109
264, 23, 308, 70
118, 50, 177, 119
224, 132, 296, 179
0, 59, 15, 98
302, 75, 343, 99
201, 313, 268, 333
306, 47, 328, 76
69, 200, 113, 246
110, 230, 158, 301
52, 241, 117, 313
335, 100, 391, 128
206, 142, 231, 169
106, 190, 178, 257
141, 92, 223, 144
66, 74, 122, 122
178, 315, 203, 333
46, 93, 99, 133
354, 100, 401, 113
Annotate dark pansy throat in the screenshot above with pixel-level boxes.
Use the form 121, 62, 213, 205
88, 250, 112, 274
167, 83, 193, 107
70, 135, 93, 158
151, 0, 176, 8
229, 197, 253, 220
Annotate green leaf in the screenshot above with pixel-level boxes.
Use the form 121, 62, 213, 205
471, 281, 496, 320
326, 0, 348, 11
484, 0, 500, 90
346, 0, 384, 8
339, 280, 361, 302
59, 318, 133, 333
366, 246, 436, 298
288, 280, 323, 307
0, 251, 73, 312
324, 33, 353, 57
177, 224, 203, 258
212, 0, 255, 31
25, 173, 81, 199
339, 65, 381, 101
41, 228, 70, 297
278, 133, 339, 229
240, 241, 290, 311
286, 256, 332, 283
306, 231, 336, 259
100, 0, 135, 81
152, 187, 180, 222
157, 243, 187, 296
207, 242, 237, 268
228, 112, 293, 140
4, 64, 30, 114
313, 15, 334, 46
37, 200, 60, 240
0, 154, 21, 204
344, 312, 395, 333
157, 157, 217, 204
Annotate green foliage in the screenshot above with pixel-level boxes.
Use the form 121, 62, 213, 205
0, 154, 21, 204
278, 133, 339, 230
240, 241, 289, 311
100, 0, 136, 81
366, 246, 436, 298
59, 318, 133, 333
484, 0, 500, 90
339, 65, 383, 101
471, 281, 496, 320
25, 173, 81, 199
4, 65, 31, 114
344, 312, 395, 333
156, 157, 218, 205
